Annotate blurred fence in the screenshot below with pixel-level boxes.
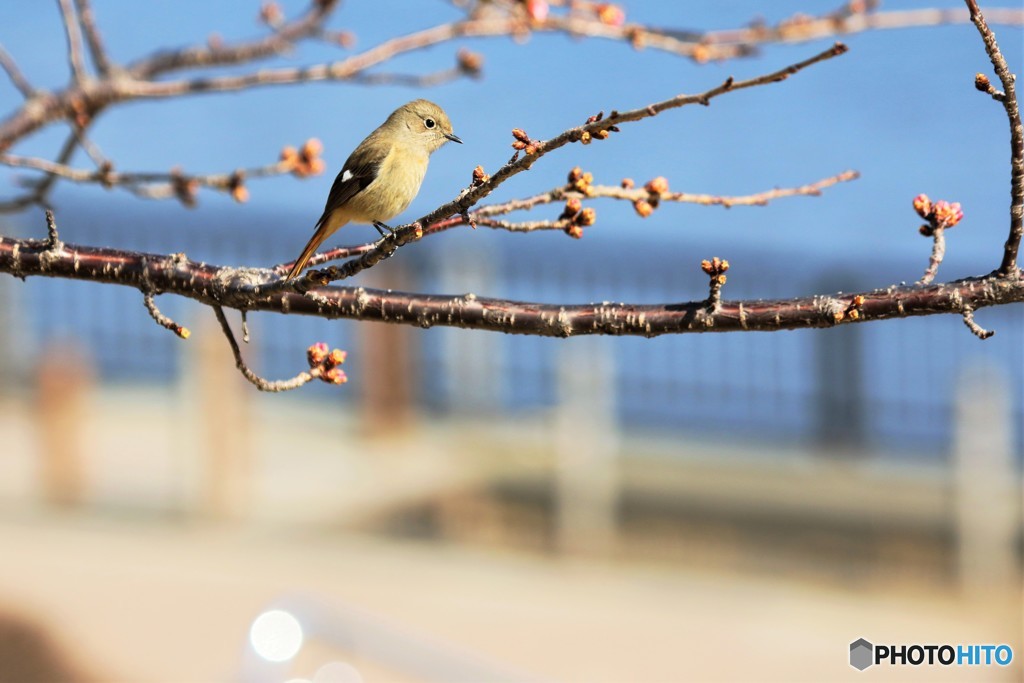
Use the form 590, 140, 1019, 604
3, 202, 1021, 460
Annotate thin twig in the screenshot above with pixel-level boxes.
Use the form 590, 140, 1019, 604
0, 44, 35, 98
462, 170, 861, 221
0, 130, 82, 211
57, 0, 89, 83
965, 0, 1023, 276
0, 153, 297, 202
212, 304, 316, 392
271, 170, 857, 272
919, 226, 946, 284
69, 124, 109, 169
72, 0, 113, 75
961, 305, 995, 339
703, 6, 1024, 54
2, 6, 1017, 180
143, 290, 190, 339
128, 0, 341, 78
263, 42, 850, 294
44, 209, 60, 249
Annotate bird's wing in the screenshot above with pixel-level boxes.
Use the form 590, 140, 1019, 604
313, 150, 382, 229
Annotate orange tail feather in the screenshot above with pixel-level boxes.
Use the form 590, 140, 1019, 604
285, 218, 347, 281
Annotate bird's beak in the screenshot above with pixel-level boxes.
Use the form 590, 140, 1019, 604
445, 132, 463, 144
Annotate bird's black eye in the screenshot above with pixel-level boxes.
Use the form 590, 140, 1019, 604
424, 118, 436, 129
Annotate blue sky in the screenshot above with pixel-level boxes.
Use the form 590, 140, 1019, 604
1, 1, 1022, 271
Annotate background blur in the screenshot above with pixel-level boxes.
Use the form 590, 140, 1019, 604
0, 1, 1021, 681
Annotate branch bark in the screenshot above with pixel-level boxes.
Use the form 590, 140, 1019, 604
2, 235, 1020, 337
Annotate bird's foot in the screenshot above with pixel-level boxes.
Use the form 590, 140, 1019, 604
372, 221, 396, 236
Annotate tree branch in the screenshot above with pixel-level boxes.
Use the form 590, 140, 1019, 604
128, 0, 341, 79
72, 0, 113, 76
0, 44, 35, 98
965, 0, 1023, 276
56, 0, 89, 83
213, 304, 318, 392
701, 5, 1024, 56
1, 234, 1020, 337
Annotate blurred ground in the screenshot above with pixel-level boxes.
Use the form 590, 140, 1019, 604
0, 379, 1020, 682
0, 513, 1018, 683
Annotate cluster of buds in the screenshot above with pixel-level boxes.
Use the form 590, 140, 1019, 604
835, 294, 866, 323
511, 128, 539, 155
227, 170, 248, 203
456, 48, 484, 78
690, 43, 713, 64
170, 168, 199, 208
523, 0, 549, 23
595, 4, 626, 26
578, 111, 619, 145
701, 257, 730, 284
559, 197, 597, 239
520, 0, 623, 26
281, 138, 325, 177
632, 176, 669, 218
258, 1, 284, 26
913, 193, 963, 236
307, 342, 348, 385
471, 165, 490, 187
567, 166, 594, 195
701, 257, 730, 309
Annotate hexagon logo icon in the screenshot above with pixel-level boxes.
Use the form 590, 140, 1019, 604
850, 638, 874, 671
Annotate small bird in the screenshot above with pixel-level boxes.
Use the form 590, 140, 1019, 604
285, 99, 461, 281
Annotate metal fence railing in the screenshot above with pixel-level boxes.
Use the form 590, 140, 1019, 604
5, 203, 1021, 459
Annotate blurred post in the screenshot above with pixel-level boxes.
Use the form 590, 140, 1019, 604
359, 262, 416, 436
180, 317, 252, 520
34, 344, 92, 508
437, 244, 500, 414
813, 274, 866, 452
0, 276, 28, 392
953, 364, 1020, 601
554, 338, 618, 557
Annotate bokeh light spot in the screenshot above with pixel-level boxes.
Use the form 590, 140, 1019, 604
249, 609, 304, 662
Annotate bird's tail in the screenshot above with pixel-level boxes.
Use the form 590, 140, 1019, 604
284, 218, 348, 281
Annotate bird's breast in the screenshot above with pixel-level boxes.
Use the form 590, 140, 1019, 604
348, 148, 429, 223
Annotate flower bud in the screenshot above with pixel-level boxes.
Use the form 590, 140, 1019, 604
912, 193, 931, 219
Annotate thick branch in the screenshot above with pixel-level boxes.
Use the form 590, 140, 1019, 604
1, 235, 1020, 337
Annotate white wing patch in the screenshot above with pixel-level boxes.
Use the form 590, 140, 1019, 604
341, 169, 353, 183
